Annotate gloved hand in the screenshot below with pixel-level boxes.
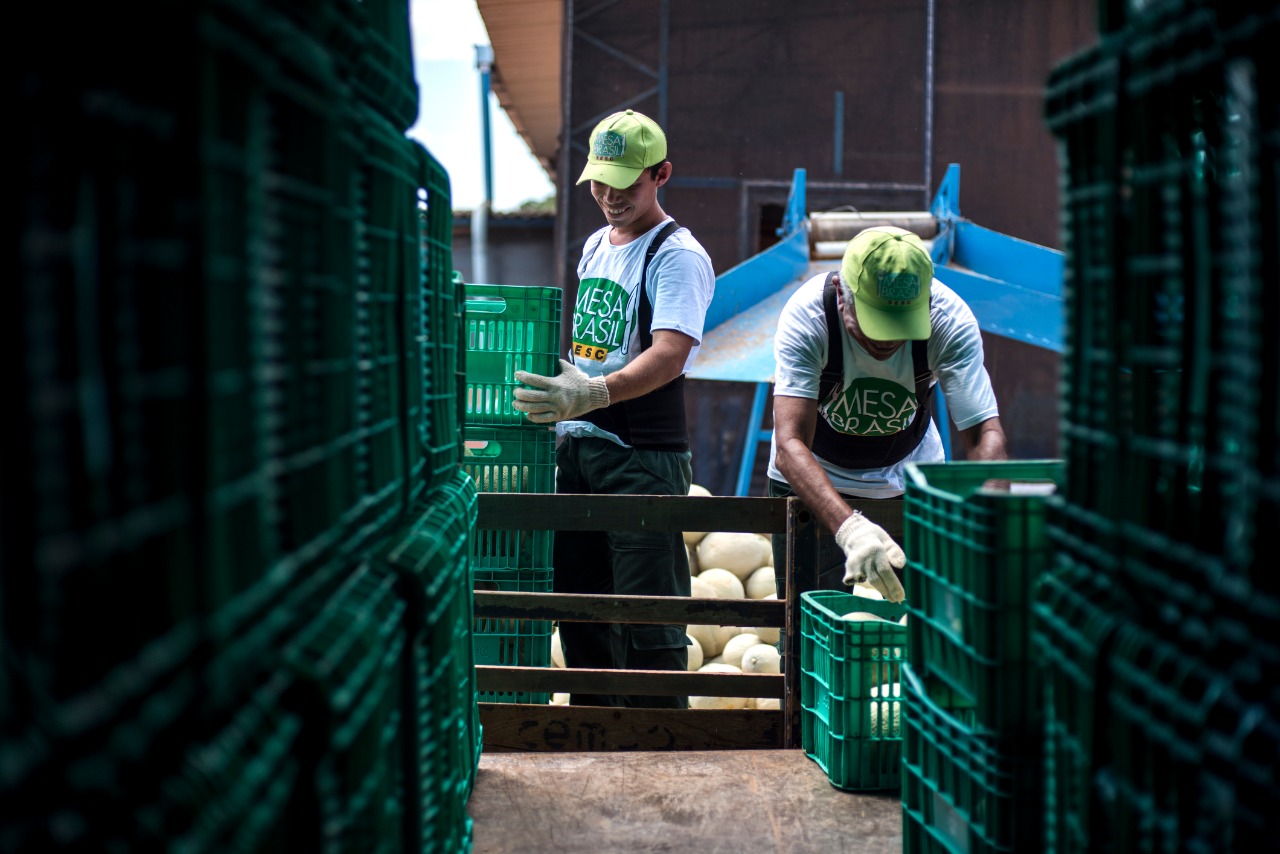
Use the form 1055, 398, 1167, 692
834, 511, 906, 602
512, 359, 610, 424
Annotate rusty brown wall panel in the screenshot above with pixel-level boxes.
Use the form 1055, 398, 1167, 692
930, 0, 1096, 247
563, 0, 1094, 275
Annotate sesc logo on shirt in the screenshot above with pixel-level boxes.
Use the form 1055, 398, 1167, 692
572, 277, 631, 362
822, 377, 918, 436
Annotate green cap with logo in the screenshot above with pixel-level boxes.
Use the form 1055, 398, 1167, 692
840, 225, 934, 341
576, 109, 668, 189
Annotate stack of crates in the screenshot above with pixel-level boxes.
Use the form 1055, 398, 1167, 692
799, 591, 909, 791
1039, 2, 1279, 851
379, 469, 479, 854
5, 0, 480, 849
900, 460, 1063, 854
460, 282, 563, 703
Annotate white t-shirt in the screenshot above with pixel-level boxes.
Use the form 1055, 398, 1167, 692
557, 218, 716, 444
766, 272, 999, 497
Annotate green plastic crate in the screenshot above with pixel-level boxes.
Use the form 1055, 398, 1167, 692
1097, 624, 1228, 854
904, 460, 1063, 734
464, 284, 562, 427
413, 152, 462, 497
473, 567, 554, 705
281, 563, 407, 852
462, 426, 556, 493
110, 674, 309, 852
901, 663, 1044, 854
377, 469, 479, 853
800, 590, 908, 791
463, 426, 556, 572
1031, 551, 1127, 854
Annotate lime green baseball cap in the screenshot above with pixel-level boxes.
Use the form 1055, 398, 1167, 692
840, 226, 934, 341
576, 109, 668, 189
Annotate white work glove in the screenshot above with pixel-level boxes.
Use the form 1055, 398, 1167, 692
834, 511, 906, 602
512, 359, 610, 424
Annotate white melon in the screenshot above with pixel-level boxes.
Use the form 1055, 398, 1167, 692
687, 624, 723, 658
745, 566, 777, 600
720, 633, 762, 668
739, 643, 781, 674
697, 568, 745, 600
683, 484, 713, 545
690, 576, 718, 599
686, 634, 704, 671
698, 532, 772, 581
551, 628, 565, 668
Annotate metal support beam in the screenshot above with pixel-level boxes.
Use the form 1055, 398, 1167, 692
735, 382, 773, 496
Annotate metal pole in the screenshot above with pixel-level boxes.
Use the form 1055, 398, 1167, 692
833, 91, 844, 177
473, 44, 495, 284
923, 0, 935, 206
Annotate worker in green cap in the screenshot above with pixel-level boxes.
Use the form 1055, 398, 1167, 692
768, 226, 1008, 603
512, 109, 715, 708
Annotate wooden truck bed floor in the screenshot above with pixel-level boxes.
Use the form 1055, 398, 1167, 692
467, 748, 901, 853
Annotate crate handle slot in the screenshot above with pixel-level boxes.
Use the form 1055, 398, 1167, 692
465, 439, 503, 457
466, 297, 508, 314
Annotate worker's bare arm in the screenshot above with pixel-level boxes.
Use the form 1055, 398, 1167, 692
602, 329, 695, 404
958, 415, 1008, 461
773, 394, 858, 536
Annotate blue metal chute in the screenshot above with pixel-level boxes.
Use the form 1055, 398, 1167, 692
690, 164, 1065, 495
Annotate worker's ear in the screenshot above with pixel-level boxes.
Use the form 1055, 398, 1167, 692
654, 161, 673, 187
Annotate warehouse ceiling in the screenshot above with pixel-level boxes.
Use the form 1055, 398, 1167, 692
476, 0, 562, 181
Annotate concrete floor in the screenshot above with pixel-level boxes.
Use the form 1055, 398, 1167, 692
467, 749, 902, 854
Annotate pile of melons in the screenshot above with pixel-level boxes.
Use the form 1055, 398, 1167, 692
546, 483, 901, 709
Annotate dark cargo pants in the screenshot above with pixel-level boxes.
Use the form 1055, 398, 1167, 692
554, 436, 692, 708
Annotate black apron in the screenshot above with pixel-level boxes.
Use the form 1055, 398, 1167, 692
580, 221, 689, 451
809, 272, 936, 470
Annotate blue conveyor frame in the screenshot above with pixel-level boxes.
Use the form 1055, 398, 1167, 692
691, 165, 1065, 496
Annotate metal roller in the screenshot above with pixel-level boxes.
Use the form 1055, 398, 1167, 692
808, 210, 939, 244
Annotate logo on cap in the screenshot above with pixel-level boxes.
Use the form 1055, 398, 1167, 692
592, 130, 626, 161
877, 271, 920, 304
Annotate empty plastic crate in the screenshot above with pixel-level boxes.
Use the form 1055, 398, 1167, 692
464, 284, 562, 427
473, 567, 555, 705
901, 663, 1044, 854
1031, 553, 1127, 854
904, 460, 1062, 734
800, 590, 908, 791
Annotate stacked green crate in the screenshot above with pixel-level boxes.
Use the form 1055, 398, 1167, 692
379, 468, 479, 854
412, 158, 464, 500
901, 460, 1062, 854
328, 0, 420, 132
461, 283, 563, 704
1041, 4, 1279, 851
6, 0, 471, 848
25, 672, 313, 851
799, 591, 908, 791
283, 563, 407, 853
1031, 547, 1126, 854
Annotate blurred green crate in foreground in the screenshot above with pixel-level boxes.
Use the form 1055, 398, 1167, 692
800, 591, 908, 792
901, 663, 1044, 854
904, 460, 1062, 735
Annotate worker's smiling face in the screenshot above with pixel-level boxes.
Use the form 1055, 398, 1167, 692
590, 162, 671, 237
835, 279, 907, 361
